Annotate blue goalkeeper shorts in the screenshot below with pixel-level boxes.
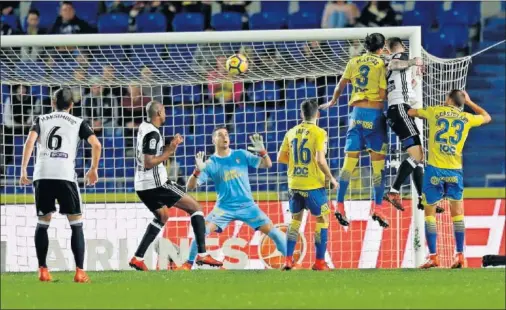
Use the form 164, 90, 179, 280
345, 107, 388, 154
289, 188, 330, 217
206, 204, 271, 232
422, 165, 464, 205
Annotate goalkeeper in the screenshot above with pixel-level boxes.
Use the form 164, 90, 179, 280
320, 33, 391, 228
180, 128, 287, 270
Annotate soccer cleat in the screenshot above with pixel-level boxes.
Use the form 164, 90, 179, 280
176, 262, 193, 271
38, 267, 52, 282
451, 253, 467, 269
281, 257, 294, 271
195, 254, 223, 267
334, 202, 349, 227
312, 259, 330, 271
371, 205, 389, 228
417, 197, 424, 211
74, 268, 91, 283
420, 254, 440, 269
129, 257, 149, 271
383, 192, 404, 211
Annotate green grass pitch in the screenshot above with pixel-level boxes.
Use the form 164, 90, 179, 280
1, 269, 505, 309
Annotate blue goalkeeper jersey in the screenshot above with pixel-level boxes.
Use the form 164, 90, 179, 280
197, 149, 261, 211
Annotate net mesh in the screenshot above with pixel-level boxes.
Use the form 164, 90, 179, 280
0, 36, 470, 271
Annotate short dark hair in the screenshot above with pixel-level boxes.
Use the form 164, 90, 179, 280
301, 99, 319, 120
387, 37, 403, 51
54, 87, 73, 110
28, 9, 40, 17
448, 89, 465, 108
212, 126, 228, 137
61, 1, 73, 7
365, 33, 386, 52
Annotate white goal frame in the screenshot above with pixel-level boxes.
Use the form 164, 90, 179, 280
1, 26, 426, 268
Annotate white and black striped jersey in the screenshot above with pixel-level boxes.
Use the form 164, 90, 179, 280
31, 111, 94, 182
134, 122, 168, 191
386, 52, 417, 106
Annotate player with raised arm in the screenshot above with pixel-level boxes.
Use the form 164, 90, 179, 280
320, 33, 391, 228
278, 99, 338, 271
408, 90, 491, 269
19, 87, 101, 283
383, 37, 425, 211
180, 128, 287, 270
129, 101, 222, 271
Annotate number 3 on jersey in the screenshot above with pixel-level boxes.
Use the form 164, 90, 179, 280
355, 65, 370, 92
435, 119, 464, 144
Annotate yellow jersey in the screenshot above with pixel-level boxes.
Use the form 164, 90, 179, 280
342, 53, 387, 105
280, 122, 327, 190
418, 105, 485, 170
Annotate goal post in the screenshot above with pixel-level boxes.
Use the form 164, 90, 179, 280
1, 26, 468, 271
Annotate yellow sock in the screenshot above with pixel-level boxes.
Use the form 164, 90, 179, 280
340, 155, 359, 181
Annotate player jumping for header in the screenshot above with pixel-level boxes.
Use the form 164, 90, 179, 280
408, 90, 491, 269
129, 101, 222, 271
20, 87, 102, 283
278, 99, 338, 271
180, 127, 287, 270
320, 33, 392, 228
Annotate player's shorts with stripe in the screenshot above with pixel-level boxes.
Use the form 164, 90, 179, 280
136, 180, 185, 214
34, 179, 82, 216
422, 165, 464, 205
206, 203, 271, 232
386, 103, 421, 150
345, 107, 388, 154
289, 188, 330, 217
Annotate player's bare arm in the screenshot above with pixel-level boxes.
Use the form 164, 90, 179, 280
407, 108, 425, 119
85, 135, 102, 186
388, 57, 423, 71
144, 134, 183, 169
19, 130, 38, 186
187, 151, 207, 190
248, 133, 272, 168
320, 77, 350, 110
462, 91, 492, 124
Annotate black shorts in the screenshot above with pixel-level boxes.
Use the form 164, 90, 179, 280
136, 181, 186, 214
34, 179, 82, 216
386, 103, 421, 150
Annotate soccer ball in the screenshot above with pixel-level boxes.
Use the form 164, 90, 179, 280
226, 54, 248, 75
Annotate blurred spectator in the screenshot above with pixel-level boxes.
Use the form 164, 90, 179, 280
49, 1, 95, 34
208, 55, 243, 131
102, 65, 123, 98
121, 84, 151, 150
167, 157, 185, 186
20, 9, 44, 61
220, 1, 251, 29
106, 0, 132, 13
349, 40, 364, 57
82, 77, 118, 136
357, 1, 397, 27
1, 1, 18, 35
321, 1, 360, 28
144, 1, 178, 31
181, 1, 212, 30
2, 85, 41, 166
193, 37, 225, 75
140, 66, 163, 102
70, 69, 89, 118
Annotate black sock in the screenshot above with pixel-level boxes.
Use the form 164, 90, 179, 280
70, 221, 85, 269
134, 219, 163, 258
190, 211, 206, 254
392, 157, 416, 191
413, 164, 424, 197
34, 222, 49, 268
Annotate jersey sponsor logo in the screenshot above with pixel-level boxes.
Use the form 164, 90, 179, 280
50, 151, 68, 158
293, 167, 309, 177
149, 138, 157, 149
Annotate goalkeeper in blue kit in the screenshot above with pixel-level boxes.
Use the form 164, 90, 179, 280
180, 127, 287, 269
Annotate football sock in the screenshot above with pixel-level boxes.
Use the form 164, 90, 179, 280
392, 157, 416, 191
34, 220, 50, 268
286, 219, 301, 257
188, 225, 211, 264
70, 219, 85, 269
337, 156, 359, 203
452, 215, 465, 253
372, 160, 386, 206
268, 227, 287, 256
425, 216, 437, 254
190, 211, 207, 254
134, 219, 164, 259
413, 164, 424, 197
314, 222, 329, 260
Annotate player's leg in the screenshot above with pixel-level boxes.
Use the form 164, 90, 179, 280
446, 169, 466, 268
33, 180, 56, 282
182, 222, 219, 270
244, 205, 287, 257
283, 190, 305, 270
369, 151, 390, 227
307, 188, 331, 270
57, 181, 89, 282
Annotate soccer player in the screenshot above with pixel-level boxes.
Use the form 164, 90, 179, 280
129, 101, 222, 271
320, 33, 391, 228
278, 99, 338, 271
180, 128, 287, 269
383, 37, 425, 211
407, 90, 491, 268
19, 87, 101, 283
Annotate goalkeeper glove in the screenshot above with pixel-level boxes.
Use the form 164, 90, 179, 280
247, 133, 267, 157
193, 151, 206, 177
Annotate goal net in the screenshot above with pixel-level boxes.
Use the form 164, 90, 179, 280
0, 27, 470, 271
